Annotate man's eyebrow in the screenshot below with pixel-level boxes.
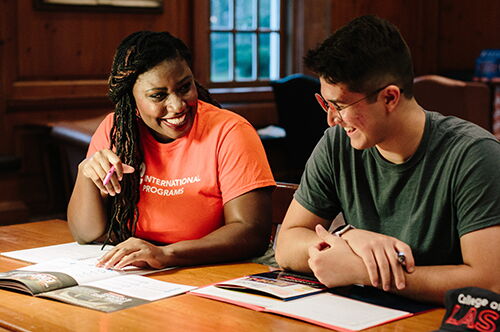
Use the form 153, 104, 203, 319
326, 98, 343, 105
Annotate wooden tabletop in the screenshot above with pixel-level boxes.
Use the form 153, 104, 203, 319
0, 220, 445, 332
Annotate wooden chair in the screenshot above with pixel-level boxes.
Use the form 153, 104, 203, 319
413, 75, 492, 131
271, 182, 298, 245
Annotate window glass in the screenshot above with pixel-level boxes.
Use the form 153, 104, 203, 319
210, 32, 233, 82
259, 0, 280, 29
235, 0, 256, 30
236, 32, 256, 80
210, 0, 232, 29
210, 0, 281, 83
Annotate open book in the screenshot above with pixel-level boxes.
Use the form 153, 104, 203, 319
0, 257, 195, 312
191, 271, 438, 331
215, 270, 327, 300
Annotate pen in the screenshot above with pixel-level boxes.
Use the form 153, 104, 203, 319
102, 165, 116, 186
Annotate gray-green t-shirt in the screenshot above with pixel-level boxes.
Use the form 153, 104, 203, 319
295, 111, 500, 265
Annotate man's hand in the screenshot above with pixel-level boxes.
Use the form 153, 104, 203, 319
341, 228, 414, 291
307, 225, 369, 287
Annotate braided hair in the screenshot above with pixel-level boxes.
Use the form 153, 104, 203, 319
105, 31, 219, 244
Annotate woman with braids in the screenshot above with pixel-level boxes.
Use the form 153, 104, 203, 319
67, 31, 276, 270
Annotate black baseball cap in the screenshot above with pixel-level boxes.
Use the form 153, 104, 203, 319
434, 287, 500, 331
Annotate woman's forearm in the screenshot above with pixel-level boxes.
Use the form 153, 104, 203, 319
67, 170, 108, 243
161, 221, 270, 266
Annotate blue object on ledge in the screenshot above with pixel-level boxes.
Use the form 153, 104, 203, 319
473, 49, 500, 82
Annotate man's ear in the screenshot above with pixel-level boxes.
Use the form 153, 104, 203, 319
383, 85, 401, 111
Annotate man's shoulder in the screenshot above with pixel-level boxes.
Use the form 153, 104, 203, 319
428, 111, 498, 144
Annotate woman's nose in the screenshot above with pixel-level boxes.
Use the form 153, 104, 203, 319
166, 94, 185, 113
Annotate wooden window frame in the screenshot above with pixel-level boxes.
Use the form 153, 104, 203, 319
192, 0, 287, 89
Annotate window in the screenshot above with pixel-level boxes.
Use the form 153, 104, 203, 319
208, 0, 282, 85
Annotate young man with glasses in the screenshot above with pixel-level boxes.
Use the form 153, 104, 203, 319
275, 15, 500, 304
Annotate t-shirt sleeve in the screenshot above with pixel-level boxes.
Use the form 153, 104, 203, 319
294, 130, 342, 221
454, 138, 500, 236
86, 113, 114, 158
217, 121, 276, 204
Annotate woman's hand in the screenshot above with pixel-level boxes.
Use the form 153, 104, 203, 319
79, 149, 134, 196
97, 237, 169, 270
341, 228, 415, 291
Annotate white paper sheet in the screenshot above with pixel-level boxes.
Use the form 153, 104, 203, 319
1, 242, 113, 263
191, 285, 412, 331
267, 292, 410, 331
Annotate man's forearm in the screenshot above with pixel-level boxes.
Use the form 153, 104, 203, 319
394, 264, 495, 304
275, 227, 319, 273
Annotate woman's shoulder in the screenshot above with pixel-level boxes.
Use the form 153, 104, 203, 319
197, 100, 251, 128
93, 112, 115, 136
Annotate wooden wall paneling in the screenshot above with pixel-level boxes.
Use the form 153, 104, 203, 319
0, 0, 18, 153
12, 0, 192, 110
222, 102, 278, 129
288, 0, 332, 75
16, 0, 191, 81
0, 0, 6, 153
1, 0, 193, 220
212, 88, 278, 128
329, 0, 440, 76
438, 0, 500, 78
191, 0, 210, 85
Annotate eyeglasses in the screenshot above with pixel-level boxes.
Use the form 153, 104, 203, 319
315, 85, 400, 121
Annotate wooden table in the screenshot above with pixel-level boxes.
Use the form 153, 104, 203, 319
0, 220, 445, 332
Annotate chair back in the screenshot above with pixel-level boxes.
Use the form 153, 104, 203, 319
413, 75, 492, 131
271, 182, 298, 244
270, 74, 328, 182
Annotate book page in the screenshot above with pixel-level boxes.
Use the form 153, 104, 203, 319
39, 285, 150, 312
18, 258, 125, 284
266, 292, 411, 331
39, 275, 196, 312
217, 276, 323, 300
83, 274, 196, 301
1, 242, 113, 263
18, 257, 173, 284
191, 285, 282, 309
0, 270, 78, 295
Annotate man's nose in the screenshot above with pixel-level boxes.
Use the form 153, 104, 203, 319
327, 112, 342, 127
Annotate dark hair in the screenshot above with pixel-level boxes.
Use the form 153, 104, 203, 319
105, 31, 219, 244
304, 15, 414, 99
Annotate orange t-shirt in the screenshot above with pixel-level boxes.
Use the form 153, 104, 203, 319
87, 100, 275, 243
